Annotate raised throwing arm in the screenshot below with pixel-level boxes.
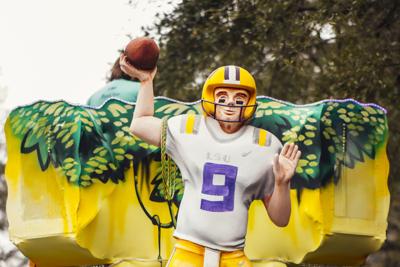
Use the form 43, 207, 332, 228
119, 55, 162, 147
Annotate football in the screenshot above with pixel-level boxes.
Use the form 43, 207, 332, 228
124, 37, 159, 71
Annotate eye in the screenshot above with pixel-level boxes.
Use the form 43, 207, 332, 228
217, 98, 226, 103
236, 100, 244, 105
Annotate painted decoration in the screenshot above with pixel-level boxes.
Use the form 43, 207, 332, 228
5, 97, 389, 266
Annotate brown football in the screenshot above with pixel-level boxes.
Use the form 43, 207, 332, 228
124, 37, 159, 71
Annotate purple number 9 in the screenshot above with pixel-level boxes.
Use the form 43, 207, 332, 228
200, 162, 238, 212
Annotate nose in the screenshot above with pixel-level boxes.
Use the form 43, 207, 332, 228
225, 97, 236, 106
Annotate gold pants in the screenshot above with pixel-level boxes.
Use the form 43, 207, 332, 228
166, 239, 252, 267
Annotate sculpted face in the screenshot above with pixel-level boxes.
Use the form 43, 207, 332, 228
214, 88, 250, 122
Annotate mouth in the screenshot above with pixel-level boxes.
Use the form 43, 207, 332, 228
221, 108, 236, 115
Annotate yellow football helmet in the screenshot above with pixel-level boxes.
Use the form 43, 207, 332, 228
201, 65, 257, 122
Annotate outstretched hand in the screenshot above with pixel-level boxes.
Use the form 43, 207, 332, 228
273, 143, 301, 186
119, 54, 157, 83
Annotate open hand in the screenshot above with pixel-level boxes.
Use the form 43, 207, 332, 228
273, 143, 301, 186
119, 54, 157, 83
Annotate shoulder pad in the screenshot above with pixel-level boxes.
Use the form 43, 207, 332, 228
253, 128, 272, 147
180, 114, 201, 134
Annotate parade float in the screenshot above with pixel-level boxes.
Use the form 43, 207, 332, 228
4, 94, 389, 266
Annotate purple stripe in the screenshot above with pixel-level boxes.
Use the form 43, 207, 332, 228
235, 66, 240, 81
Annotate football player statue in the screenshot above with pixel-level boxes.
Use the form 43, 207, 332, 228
120, 55, 301, 267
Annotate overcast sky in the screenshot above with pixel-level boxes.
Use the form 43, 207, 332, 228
0, 0, 178, 110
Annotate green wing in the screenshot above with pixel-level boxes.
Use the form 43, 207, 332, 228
7, 96, 387, 195
7, 98, 199, 199
10, 100, 150, 187
251, 97, 388, 190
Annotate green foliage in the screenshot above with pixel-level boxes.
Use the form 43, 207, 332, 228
149, 0, 399, 103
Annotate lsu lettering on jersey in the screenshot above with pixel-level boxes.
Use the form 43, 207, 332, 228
166, 114, 282, 251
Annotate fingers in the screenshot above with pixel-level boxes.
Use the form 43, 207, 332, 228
119, 54, 125, 63
282, 142, 294, 158
119, 56, 150, 81
119, 54, 130, 74
120, 55, 135, 71
294, 150, 301, 163
119, 54, 128, 67
282, 142, 300, 160
287, 143, 294, 158
281, 142, 290, 157
290, 144, 298, 160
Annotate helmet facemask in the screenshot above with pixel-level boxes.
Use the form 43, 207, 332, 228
201, 97, 258, 123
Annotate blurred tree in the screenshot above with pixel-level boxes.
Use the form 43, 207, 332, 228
144, 0, 400, 265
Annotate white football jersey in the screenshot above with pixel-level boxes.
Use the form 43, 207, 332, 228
166, 114, 282, 251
